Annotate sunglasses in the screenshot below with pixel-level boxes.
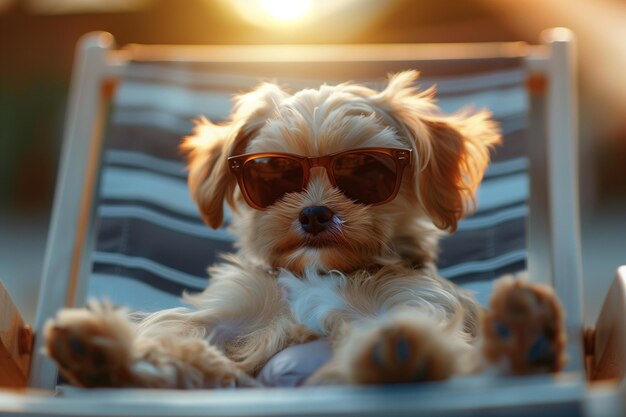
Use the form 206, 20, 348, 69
228, 147, 412, 210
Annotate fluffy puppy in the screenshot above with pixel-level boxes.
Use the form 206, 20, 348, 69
44, 71, 565, 388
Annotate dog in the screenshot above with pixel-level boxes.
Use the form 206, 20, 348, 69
44, 71, 566, 388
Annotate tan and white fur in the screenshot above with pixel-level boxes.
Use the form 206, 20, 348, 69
44, 71, 565, 388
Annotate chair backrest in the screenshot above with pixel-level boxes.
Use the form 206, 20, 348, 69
93, 55, 527, 310
29, 30, 584, 390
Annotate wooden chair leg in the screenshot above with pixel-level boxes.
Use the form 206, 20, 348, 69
0, 282, 34, 388
589, 267, 626, 382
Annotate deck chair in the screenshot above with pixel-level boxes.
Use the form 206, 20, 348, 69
2, 27, 625, 416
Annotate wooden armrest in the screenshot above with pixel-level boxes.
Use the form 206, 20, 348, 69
589, 266, 626, 382
0, 281, 34, 388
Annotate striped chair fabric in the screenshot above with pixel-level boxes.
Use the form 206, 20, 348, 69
89, 58, 528, 311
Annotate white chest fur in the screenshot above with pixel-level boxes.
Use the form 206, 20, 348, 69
278, 267, 349, 336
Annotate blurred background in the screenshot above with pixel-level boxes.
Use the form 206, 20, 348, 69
1, 0, 625, 325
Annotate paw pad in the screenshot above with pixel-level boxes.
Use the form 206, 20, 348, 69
526, 334, 555, 366
394, 335, 412, 363
494, 321, 511, 340
69, 335, 86, 358
351, 318, 459, 385
44, 307, 134, 387
483, 276, 567, 375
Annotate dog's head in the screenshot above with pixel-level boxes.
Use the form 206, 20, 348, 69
182, 71, 500, 273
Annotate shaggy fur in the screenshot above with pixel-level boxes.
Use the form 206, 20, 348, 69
44, 71, 565, 388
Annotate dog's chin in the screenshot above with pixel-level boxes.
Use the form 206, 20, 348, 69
272, 238, 375, 275
301, 233, 341, 249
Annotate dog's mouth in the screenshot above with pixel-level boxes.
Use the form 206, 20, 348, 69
301, 232, 342, 249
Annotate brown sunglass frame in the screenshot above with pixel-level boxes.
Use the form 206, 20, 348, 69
228, 147, 413, 210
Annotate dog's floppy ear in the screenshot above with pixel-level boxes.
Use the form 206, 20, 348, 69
372, 71, 501, 232
181, 84, 289, 229
417, 111, 501, 231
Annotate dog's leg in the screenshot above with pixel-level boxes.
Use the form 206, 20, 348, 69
482, 275, 567, 375
44, 301, 257, 388
308, 310, 475, 385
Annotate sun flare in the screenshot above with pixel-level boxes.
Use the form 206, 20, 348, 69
260, 0, 311, 22
229, 0, 386, 38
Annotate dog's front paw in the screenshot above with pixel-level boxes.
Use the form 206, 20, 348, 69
346, 314, 468, 384
44, 301, 135, 387
483, 275, 567, 375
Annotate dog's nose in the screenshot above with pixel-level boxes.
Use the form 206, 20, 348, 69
299, 206, 334, 235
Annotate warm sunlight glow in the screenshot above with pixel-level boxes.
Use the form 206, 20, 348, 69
260, 0, 311, 22
229, 0, 389, 40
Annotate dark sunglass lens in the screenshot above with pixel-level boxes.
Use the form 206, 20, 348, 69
333, 152, 397, 204
243, 157, 304, 208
